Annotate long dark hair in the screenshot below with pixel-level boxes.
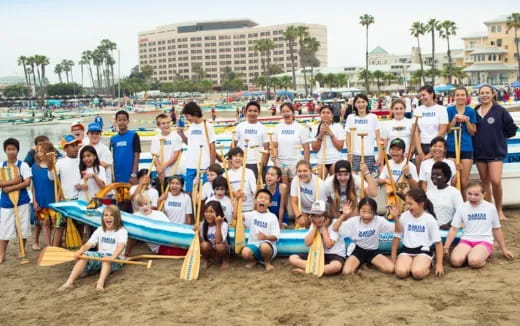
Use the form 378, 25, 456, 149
333, 160, 356, 208
202, 200, 226, 242
406, 188, 436, 218
79, 145, 100, 175
353, 94, 370, 116
419, 85, 436, 100
315, 105, 334, 137
358, 197, 377, 213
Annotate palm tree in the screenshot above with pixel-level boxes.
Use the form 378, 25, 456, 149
283, 26, 299, 91
360, 14, 375, 93
410, 21, 427, 86
506, 13, 520, 81
33, 55, 46, 89
253, 39, 275, 77
372, 70, 384, 95
54, 64, 63, 83
358, 69, 373, 89
79, 57, 88, 88
27, 56, 38, 95
92, 48, 104, 92
17, 56, 31, 89
336, 73, 348, 87
303, 36, 321, 95
68, 60, 75, 84
279, 75, 292, 95
426, 18, 441, 86
295, 26, 310, 96
61, 59, 71, 83
100, 39, 117, 94
82, 50, 96, 92
439, 20, 457, 85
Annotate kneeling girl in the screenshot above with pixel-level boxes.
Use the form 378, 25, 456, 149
200, 200, 230, 269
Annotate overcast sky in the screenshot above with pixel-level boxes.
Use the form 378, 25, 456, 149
0, 0, 516, 84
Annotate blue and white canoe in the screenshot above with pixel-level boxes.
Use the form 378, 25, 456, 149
49, 200, 460, 256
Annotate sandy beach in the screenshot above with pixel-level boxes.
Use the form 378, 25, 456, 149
0, 207, 519, 325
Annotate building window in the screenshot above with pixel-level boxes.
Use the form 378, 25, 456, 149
497, 39, 502, 47
491, 26, 496, 33
490, 41, 495, 46
497, 25, 502, 33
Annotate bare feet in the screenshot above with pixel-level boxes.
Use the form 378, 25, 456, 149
264, 263, 275, 272
0, 256, 5, 264
32, 244, 41, 251
57, 284, 73, 292
245, 261, 257, 269
499, 212, 507, 221
220, 259, 230, 269
201, 259, 209, 270
291, 268, 305, 274
96, 283, 105, 292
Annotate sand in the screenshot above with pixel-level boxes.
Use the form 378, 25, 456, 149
1, 208, 520, 325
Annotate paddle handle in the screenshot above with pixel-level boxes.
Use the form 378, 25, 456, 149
455, 127, 462, 191
158, 150, 183, 211
321, 136, 326, 179
79, 255, 152, 268
359, 135, 366, 198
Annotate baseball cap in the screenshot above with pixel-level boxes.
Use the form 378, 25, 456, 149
310, 200, 327, 215
60, 134, 82, 148
389, 138, 406, 150
87, 123, 102, 133
71, 122, 85, 131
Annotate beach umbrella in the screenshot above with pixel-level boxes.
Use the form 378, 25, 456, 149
434, 84, 456, 93
511, 81, 520, 88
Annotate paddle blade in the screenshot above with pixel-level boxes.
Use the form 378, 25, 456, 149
37, 246, 75, 266
305, 232, 325, 277
179, 235, 201, 281
65, 218, 83, 249
234, 213, 245, 255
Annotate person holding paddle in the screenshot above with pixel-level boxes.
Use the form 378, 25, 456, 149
0, 138, 33, 264
58, 205, 127, 292
226, 147, 256, 213
380, 99, 414, 158
205, 176, 234, 224
311, 105, 345, 177
377, 138, 419, 192
129, 169, 159, 211
199, 201, 230, 269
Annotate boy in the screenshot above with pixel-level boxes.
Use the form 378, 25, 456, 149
0, 138, 33, 263
377, 138, 419, 189
87, 122, 113, 185
110, 110, 141, 184
71, 123, 89, 145
151, 113, 182, 193
234, 101, 269, 179
94, 113, 104, 130
199, 163, 223, 201
241, 189, 280, 272
24, 135, 51, 167
226, 147, 256, 212
177, 102, 216, 193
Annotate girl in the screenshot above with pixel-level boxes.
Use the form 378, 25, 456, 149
446, 87, 477, 196
158, 176, 193, 224
381, 99, 414, 157
58, 205, 127, 292
77, 145, 106, 202
199, 200, 230, 269
205, 176, 233, 224
418, 136, 456, 192
288, 200, 345, 275
345, 94, 382, 174
311, 105, 345, 177
444, 181, 513, 268
226, 147, 256, 213
333, 198, 395, 275
129, 168, 159, 211
272, 102, 310, 185
325, 160, 377, 218
392, 189, 444, 280
426, 161, 463, 230
473, 84, 517, 221
290, 160, 327, 229
415, 86, 449, 170
264, 166, 289, 228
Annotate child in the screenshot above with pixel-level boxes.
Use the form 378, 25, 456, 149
333, 198, 395, 275
205, 176, 234, 224
71, 122, 89, 145
58, 205, 127, 292
198, 163, 223, 201
426, 161, 463, 230
151, 113, 182, 193
241, 189, 280, 272
264, 166, 289, 228
178, 102, 216, 193
158, 176, 193, 224
0, 138, 33, 263
377, 138, 419, 189
129, 169, 159, 211
290, 160, 326, 228
381, 99, 414, 156
78, 146, 106, 202
87, 123, 113, 186
444, 181, 513, 268
392, 189, 444, 280
288, 200, 345, 275
23, 135, 51, 167
226, 147, 256, 213
110, 110, 141, 184
419, 136, 456, 192
199, 200, 230, 269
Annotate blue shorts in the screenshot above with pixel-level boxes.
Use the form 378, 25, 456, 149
185, 168, 207, 193
245, 242, 277, 263
84, 251, 123, 274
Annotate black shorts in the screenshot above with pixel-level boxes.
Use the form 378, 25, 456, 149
298, 253, 345, 265
420, 144, 431, 155
474, 157, 504, 163
349, 246, 379, 265
447, 151, 473, 160
400, 245, 434, 258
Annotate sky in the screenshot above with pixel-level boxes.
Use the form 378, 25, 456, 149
0, 0, 517, 85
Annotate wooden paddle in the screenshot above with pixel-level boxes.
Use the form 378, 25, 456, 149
321, 136, 327, 179
234, 139, 249, 255
267, 131, 276, 166
231, 130, 236, 148
37, 246, 152, 269
358, 132, 368, 198
406, 115, 421, 163
381, 141, 404, 220
453, 126, 462, 191
0, 166, 29, 264
179, 145, 204, 280
251, 145, 264, 190
218, 144, 234, 203
157, 149, 184, 211
348, 127, 356, 159
304, 227, 325, 277
127, 254, 185, 261
159, 137, 166, 193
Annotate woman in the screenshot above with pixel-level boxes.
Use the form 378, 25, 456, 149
473, 84, 518, 221
272, 102, 310, 185
415, 86, 449, 170
446, 87, 477, 196
381, 99, 414, 157
311, 106, 345, 178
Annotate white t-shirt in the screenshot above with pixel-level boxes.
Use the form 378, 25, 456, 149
151, 132, 183, 176
235, 121, 269, 165
426, 186, 463, 226
381, 118, 414, 154
345, 113, 379, 156
130, 185, 159, 212
199, 221, 229, 246
419, 158, 456, 191
48, 156, 80, 200
78, 166, 107, 202
205, 195, 234, 223
451, 201, 501, 243
274, 121, 309, 164
87, 226, 128, 259
395, 211, 441, 249
184, 121, 216, 170
290, 174, 327, 214
323, 174, 361, 205
90, 142, 113, 184
135, 210, 170, 253
415, 104, 448, 144
244, 210, 280, 247
227, 167, 256, 212
310, 123, 345, 164
379, 160, 419, 183
405, 97, 412, 113
201, 181, 214, 200
307, 220, 346, 257
162, 192, 193, 224
339, 215, 394, 250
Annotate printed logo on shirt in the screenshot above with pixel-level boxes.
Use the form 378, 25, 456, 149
101, 237, 116, 244
392, 169, 403, 177
392, 126, 406, 131
355, 119, 368, 124
164, 140, 172, 145
168, 201, 182, 207
358, 229, 375, 238
467, 213, 486, 221
116, 141, 127, 147
230, 180, 240, 185
191, 130, 202, 135
208, 233, 215, 241
281, 129, 295, 135
244, 129, 258, 135
271, 201, 278, 206
487, 117, 495, 125
422, 112, 436, 118
407, 224, 425, 232
253, 218, 267, 228
300, 187, 313, 195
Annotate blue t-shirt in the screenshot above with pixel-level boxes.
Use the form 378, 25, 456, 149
446, 106, 477, 152
110, 130, 141, 183
0, 160, 31, 208
31, 164, 55, 208
265, 183, 289, 225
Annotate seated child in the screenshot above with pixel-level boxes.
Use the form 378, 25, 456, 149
199, 200, 230, 269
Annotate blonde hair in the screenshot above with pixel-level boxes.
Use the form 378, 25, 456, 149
134, 193, 151, 207
102, 205, 123, 231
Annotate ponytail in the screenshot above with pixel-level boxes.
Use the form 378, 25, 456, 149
406, 188, 436, 219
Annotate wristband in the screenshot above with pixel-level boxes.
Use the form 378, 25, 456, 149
130, 173, 137, 178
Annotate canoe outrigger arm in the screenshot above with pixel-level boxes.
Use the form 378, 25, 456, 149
86, 182, 131, 209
